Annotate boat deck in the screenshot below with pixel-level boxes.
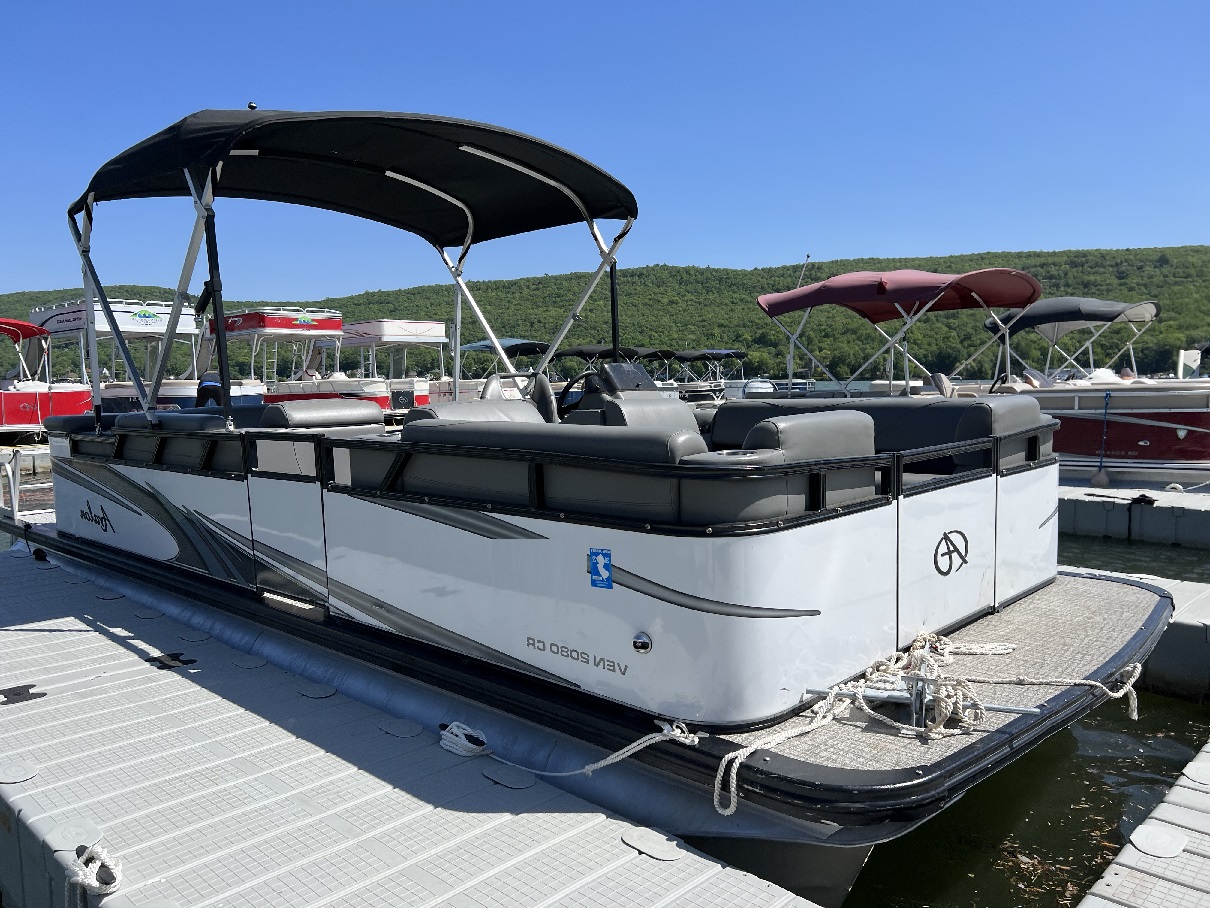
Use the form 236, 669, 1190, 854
702, 572, 1169, 833
1078, 732, 1210, 908
0, 546, 817, 908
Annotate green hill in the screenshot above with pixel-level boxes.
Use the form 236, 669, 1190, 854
2, 245, 1206, 380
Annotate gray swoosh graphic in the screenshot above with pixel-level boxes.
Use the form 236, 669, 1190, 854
609, 565, 820, 618
343, 492, 547, 539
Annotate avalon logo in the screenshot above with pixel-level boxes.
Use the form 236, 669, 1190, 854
933, 530, 968, 576
79, 500, 115, 534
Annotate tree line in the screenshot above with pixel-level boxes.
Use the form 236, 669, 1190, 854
1, 246, 1206, 381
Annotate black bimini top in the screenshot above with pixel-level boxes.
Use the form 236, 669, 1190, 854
459, 338, 549, 357
987, 297, 1159, 342
69, 109, 638, 249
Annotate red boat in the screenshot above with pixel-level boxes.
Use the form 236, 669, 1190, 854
0, 318, 92, 435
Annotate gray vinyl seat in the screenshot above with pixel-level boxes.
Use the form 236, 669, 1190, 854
402, 398, 546, 425
709, 396, 1049, 473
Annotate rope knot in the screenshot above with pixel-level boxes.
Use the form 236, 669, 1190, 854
67, 843, 121, 907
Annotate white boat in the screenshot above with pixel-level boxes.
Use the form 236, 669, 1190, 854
203, 306, 389, 408
28, 298, 265, 411
37, 110, 1168, 893
953, 297, 1210, 482
0, 318, 91, 434
339, 318, 448, 409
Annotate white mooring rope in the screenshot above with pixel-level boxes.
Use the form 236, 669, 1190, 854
440, 718, 699, 777
439, 631, 1142, 820
712, 632, 1143, 816
65, 843, 122, 907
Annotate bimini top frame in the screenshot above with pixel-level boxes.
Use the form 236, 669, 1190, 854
756, 268, 1042, 390
67, 109, 638, 427
954, 296, 1160, 379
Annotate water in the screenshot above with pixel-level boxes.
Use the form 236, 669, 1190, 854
845, 535, 1210, 908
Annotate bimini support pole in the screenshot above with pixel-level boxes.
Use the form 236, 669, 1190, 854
771, 311, 839, 386
842, 293, 946, 391
147, 170, 211, 416
188, 168, 235, 430
533, 218, 633, 376
68, 198, 150, 422
452, 284, 462, 401
437, 249, 517, 379
458, 144, 634, 379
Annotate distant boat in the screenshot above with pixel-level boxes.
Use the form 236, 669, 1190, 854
0, 317, 90, 435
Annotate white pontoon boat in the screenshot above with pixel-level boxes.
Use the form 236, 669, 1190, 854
29, 110, 1169, 898
954, 297, 1210, 481
202, 306, 389, 409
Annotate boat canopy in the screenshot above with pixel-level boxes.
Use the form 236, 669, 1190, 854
340, 320, 449, 348
69, 110, 638, 248
984, 297, 1159, 342
757, 268, 1042, 323
459, 338, 549, 357
551, 344, 640, 360
632, 348, 678, 361
675, 349, 747, 362
0, 319, 48, 345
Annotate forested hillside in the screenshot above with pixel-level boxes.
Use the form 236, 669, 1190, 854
2, 246, 1206, 379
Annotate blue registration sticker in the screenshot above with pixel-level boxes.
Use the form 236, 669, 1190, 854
588, 548, 613, 589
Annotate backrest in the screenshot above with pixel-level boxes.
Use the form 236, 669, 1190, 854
257, 398, 385, 429
402, 398, 545, 425
480, 374, 504, 399
397, 420, 708, 523
530, 373, 559, 424
113, 411, 229, 432
43, 413, 119, 434
602, 391, 701, 432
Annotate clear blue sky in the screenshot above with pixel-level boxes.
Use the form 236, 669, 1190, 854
1, 1, 1206, 302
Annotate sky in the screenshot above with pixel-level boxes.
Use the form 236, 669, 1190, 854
1, 1, 1206, 303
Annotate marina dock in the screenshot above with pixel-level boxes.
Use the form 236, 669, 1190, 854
0, 546, 817, 908
1059, 484, 1210, 549
1078, 731, 1210, 908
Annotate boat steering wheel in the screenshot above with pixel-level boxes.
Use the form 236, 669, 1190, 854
557, 369, 596, 419
988, 372, 1008, 394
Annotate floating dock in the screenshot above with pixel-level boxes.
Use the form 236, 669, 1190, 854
0, 547, 818, 908
1078, 732, 1210, 908
1059, 484, 1210, 549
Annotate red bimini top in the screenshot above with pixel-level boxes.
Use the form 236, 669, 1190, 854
0, 318, 49, 346
757, 268, 1042, 324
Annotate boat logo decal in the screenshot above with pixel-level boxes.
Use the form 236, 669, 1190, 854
588, 548, 613, 589
934, 530, 969, 576
130, 308, 162, 326
292, 316, 316, 326
79, 499, 115, 534
1177, 428, 1189, 440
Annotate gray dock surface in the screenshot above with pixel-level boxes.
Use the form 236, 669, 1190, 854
0, 546, 818, 908
1060, 484, 1210, 549
1078, 732, 1210, 908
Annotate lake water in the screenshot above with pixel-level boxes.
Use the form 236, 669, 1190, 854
844, 535, 1210, 908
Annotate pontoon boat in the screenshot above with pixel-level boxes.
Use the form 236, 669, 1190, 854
26, 110, 1169, 900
